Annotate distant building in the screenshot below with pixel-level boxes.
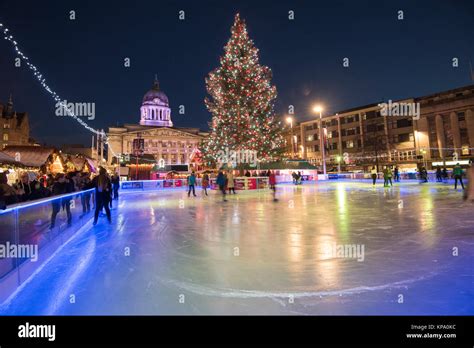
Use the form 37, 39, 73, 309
299, 85, 474, 170
107, 77, 208, 178
281, 120, 302, 159
0, 95, 32, 149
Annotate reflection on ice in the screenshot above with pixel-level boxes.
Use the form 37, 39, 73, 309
1, 180, 473, 315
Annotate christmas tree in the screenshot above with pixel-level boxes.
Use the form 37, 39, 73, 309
202, 13, 283, 167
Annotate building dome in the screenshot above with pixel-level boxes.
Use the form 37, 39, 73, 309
142, 78, 169, 105
140, 76, 173, 127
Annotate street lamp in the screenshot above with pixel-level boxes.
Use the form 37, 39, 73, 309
286, 116, 294, 158
312, 105, 326, 176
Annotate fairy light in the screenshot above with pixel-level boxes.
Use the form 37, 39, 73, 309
1, 21, 120, 160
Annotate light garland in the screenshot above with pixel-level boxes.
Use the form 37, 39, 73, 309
1, 21, 119, 160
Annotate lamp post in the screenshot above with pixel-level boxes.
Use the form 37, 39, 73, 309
286, 116, 294, 158
313, 105, 326, 177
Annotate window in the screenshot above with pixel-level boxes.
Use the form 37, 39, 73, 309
345, 140, 354, 148
396, 119, 412, 128
3, 134, 8, 141
3, 123, 10, 129
409, 133, 414, 142
366, 111, 377, 119
346, 128, 356, 136
458, 112, 465, 121
398, 133, 410, 142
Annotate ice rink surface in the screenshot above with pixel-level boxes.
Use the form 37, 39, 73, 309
1, 180, 473, 315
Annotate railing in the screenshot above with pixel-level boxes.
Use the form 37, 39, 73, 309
120, 177, 271, 191
0, 189, 95, 303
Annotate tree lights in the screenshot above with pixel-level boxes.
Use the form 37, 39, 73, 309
201, 13, 283, 165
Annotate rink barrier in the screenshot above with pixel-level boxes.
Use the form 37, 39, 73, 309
0, 189, 95, 304
120, 177, 271, 191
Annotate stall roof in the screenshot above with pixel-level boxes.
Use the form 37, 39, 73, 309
2, 146, 55, 167
0, 151, 23, 166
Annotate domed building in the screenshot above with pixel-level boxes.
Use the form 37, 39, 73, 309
140, 78, 172, 127
106, 77, 207, 179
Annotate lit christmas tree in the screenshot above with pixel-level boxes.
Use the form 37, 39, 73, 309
202, 13, 283, 167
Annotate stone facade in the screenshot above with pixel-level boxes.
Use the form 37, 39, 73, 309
0, 95, 31, 149
107, 79, 206, 167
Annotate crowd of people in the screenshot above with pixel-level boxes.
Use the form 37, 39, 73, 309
0, 168, 121, 225
187, 170, 279, 202
368, 163, 472, 193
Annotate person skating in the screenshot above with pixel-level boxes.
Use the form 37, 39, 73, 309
187, 171, 197, 197
112, 174, 120, 200
269, 170, 277, 201
393, 166, 400, 182
227, 171, 236, 194
92, 167, 112, 225
442, 167, 448, 183
383, 166, 389, 187
418, 166, 428, 183
463, 163, 474, 201
216, 170, 227, 202
202, 173, 209, 196
453, 163, 464, 190
435, 166, 442, 182
370, 166, 377, 185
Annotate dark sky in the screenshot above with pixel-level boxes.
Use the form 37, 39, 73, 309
1, 0, 473, 146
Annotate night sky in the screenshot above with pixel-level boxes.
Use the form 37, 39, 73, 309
1, 0, 473, 146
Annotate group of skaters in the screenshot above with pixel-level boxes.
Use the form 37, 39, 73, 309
291, 171, 304, 185
186, 169, 278, 202
368, 163, 474, 194
0, 167, 121, 226
370, 165, 400, 187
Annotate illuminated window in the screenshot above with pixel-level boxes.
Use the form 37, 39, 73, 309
3, 133, 8, 141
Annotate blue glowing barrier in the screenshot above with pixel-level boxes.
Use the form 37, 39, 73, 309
0, 189, 95, 303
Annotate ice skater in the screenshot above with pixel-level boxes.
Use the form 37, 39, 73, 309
453, 163, 464, 190
435, 166, 442, 182
463, 164, 474, 201
201, 173, 209, 196
269, 170, 277, 201
394, 166, 400, 182
187, 171, 197, 197
370, 166, 377, 186
418, 166, 428, 183
383, 166, 393, 187
93, 167, 112, 225
216, 170, 227, 202
227, 170, 236, 194
442, 167, 448, 183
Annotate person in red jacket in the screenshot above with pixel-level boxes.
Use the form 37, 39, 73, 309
269, 170, 277, 201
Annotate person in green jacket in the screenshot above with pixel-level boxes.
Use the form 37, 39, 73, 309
383, 166, 393, 187
453, 163, 464, 190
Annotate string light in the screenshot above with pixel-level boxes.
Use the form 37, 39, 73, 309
1, 21, 120, 160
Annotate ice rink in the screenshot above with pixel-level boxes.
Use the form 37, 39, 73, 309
1, 180, 473, 315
